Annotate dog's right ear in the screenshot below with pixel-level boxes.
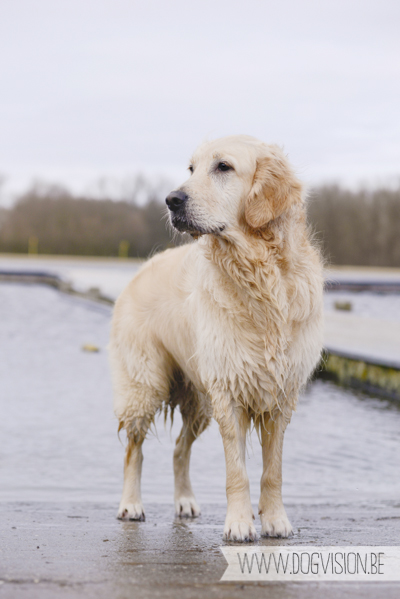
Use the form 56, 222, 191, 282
245, 148, 302, 229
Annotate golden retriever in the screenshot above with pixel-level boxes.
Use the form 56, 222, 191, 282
109, 135, 324, 542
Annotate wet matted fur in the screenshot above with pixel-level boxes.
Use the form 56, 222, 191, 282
109, 135, 324, 541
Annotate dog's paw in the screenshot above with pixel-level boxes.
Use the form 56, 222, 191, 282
117, 502, 145, 521
175, 496, 201, 518
260, 511, 292, 538
223, 520, 258, 543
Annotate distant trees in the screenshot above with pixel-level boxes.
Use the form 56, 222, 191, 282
0, 178, 399, 265
307, 185, 400, 267
0, 181, 177, 257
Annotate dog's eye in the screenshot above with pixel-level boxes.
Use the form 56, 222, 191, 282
188, 165, 194, 174
217, 162, 232, 172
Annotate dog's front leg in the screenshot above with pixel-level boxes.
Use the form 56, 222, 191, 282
214, 402, 257, 542
259, 411, 292, 537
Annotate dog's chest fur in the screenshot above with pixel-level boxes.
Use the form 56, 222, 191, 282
186, 242, 323, 414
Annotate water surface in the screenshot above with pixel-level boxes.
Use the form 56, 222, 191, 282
1, 283, 399, 509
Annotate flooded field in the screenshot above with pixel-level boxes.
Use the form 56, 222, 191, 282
1, 282, 400, 508
2, 255, 400, 323
0, 255, 141, 300
324, 291, 400, 323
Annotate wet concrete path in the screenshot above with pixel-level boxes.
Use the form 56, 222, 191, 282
1, 283, 400, 597
2, 501, 400, 598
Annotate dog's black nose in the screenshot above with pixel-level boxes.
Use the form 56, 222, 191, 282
165, 190, 188, 212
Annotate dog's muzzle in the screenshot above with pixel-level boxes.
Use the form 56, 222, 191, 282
165, 190, 197, 235
165, 189, 224, 239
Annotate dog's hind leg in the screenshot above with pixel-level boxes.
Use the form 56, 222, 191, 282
117, 390, 164, 521
173, 389, 211, 518
113, 369, 168, 521
173, 425, 200, 517
258, 408, 293, 537
110, 333, 172, 521
118, 422, 147, 521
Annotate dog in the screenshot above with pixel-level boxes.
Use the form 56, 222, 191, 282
109, 135, 324, 542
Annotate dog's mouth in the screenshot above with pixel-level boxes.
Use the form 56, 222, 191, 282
170, 214, 225, 239
189, 231, 203, 240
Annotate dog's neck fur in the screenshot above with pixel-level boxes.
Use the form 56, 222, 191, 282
202, 205, 310, 319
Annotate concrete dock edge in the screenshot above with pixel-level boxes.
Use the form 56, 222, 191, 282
317, 349, 400, 401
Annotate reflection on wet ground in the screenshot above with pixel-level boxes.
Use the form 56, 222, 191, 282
1, 283, 400, 598
2, 501, 400, 599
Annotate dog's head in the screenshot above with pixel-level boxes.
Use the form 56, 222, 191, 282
166, 135, 303, 239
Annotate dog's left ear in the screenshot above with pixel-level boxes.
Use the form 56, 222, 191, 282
245, 148, 302, 229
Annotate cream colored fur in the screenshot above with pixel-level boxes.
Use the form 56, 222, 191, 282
109, 135, 324, 542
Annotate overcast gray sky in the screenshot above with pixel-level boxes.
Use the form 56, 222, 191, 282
1, 0, 399, 203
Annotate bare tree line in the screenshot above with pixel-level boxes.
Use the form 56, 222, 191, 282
0, 178, 399, 265
307, 185, 400, 267
0, 180, 175, 258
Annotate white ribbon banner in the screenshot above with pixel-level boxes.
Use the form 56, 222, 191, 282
221, 546, 400, 582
